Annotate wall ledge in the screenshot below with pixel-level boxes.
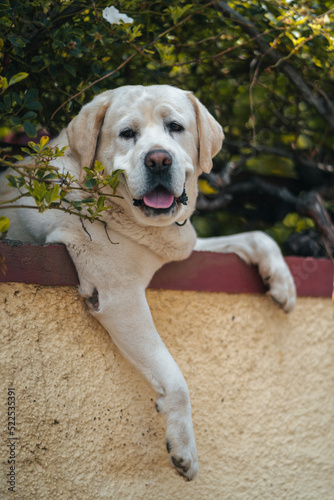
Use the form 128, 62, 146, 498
0, 239, 332, 297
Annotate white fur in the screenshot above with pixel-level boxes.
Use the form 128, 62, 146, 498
1, 85, 296, 480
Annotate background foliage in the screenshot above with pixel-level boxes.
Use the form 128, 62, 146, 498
1, 0, 334, 256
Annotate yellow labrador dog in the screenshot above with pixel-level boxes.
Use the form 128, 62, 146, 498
2, 85, 296, 480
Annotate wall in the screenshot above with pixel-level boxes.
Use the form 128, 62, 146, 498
0, 244, 333, 499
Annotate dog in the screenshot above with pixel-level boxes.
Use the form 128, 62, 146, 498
1, 85, 296, 480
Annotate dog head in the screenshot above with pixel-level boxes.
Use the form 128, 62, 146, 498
67, 85, 223, 226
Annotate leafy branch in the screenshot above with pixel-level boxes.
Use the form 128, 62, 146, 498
216, 0, 334, 131
1, 1, 334, 256
51, 0, 217, 118
0, 136, 123, 237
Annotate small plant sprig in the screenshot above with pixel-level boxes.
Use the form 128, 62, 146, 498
0, 136, 123, 238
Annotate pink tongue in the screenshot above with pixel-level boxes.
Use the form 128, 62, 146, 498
143, 188, 174, 209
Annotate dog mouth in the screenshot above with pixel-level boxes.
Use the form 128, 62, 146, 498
133, 185, 188, 216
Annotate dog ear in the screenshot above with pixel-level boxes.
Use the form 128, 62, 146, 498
66, 91, 113, 178
187, 92, 224, 173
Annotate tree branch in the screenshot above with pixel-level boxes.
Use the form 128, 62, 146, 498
222, 138, 334, 177
21, 2, 91, 57
197, 176, 334, 246
215, 1, 334, 131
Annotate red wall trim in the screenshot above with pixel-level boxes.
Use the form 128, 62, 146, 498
0, 240, 332, 297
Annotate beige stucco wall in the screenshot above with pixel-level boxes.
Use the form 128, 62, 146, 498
0, 282, 333, 500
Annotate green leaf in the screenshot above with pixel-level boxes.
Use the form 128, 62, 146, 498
0, 0, 10, 9
72, 201, 82, 211
25, 100, 42, 110
0, 76, 8, 91
8, 72, 29, 86
0, 16, 11, 27
30, 180, 48, 204
10, 116, 21, 126
6, 175, 18, 187
97, 196, 105, 210
24, 88, 38, 104
84, 178, 97, 189
23, 121, 37, 138
164, 5, 192, 24
43, 173, 58, 180
83, 167, 94, 178
20, 148, 31, 155
81, 197, 95, 204
7, 32, 26, 47
127, 24, 142, 42
45, 185, 59, 204
3, 95, 11, 107
49, 64, 58, 79
37, 169, 45, 179
93, 160, 104, 172
64, 64, 76, 77
27, 141, 40, 152
22, 111, 37, 120
12, 91, 22, 106
0, 216, 10, 234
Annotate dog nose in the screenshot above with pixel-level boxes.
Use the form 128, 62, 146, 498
144, 149, 172, 172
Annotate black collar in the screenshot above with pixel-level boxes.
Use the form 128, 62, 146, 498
175, 219, 187, 227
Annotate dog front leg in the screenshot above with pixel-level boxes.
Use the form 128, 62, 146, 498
90, 287, 198, 481
195, 231, 296, 312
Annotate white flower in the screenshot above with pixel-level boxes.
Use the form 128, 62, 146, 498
102, 6, 133, 25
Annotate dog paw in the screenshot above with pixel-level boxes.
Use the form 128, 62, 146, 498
165, 427, 198, 481
265, 266, 296, 313
155, 386, 198, 480
251, 232, 296, 313
260, 255, 296, 313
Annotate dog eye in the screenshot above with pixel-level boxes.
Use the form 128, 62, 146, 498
168, 122, 184, 133
120, 128, 136, 139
